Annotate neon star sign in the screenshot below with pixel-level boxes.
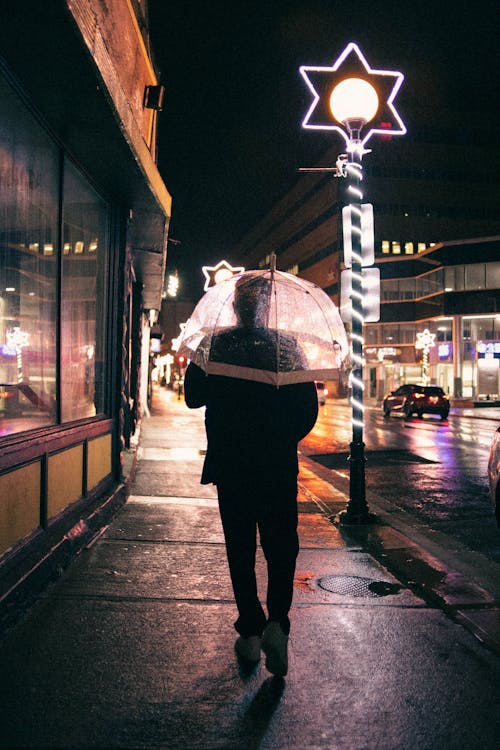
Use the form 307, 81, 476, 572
6, 327, 30, 349
299, 42, 406, 148
415, 328, 436, 354
202, 259, 245, 291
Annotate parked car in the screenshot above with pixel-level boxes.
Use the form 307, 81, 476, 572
487, 427, 500, 528
383, 384, 450, 420
315, 381, 328, 406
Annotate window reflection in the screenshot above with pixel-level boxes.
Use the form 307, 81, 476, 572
0, 77, 58, 436
61, 160, 108, 422
0, 70, 110, 438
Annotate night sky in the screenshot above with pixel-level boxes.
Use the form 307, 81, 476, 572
148, 0, 498, 298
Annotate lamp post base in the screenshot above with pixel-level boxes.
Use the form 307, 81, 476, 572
338, 440, 377, 525
337, 507, 378, 526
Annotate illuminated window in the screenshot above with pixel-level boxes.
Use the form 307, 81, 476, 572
0, 67, 111, 439
392, 241, 401, 254
61, 159, 108, 421
0, 72, 58, 433
417, 243, 426, 253
404, 242, 414, 254
382, 240, 390, 254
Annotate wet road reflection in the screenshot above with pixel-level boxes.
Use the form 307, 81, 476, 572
301, 401, 500, 564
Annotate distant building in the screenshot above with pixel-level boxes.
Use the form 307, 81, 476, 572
233, 107, 500, 401
366, 236, 500, 400
0, 0, 171, 625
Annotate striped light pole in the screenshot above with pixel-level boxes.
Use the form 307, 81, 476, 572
300, 43, 406, 523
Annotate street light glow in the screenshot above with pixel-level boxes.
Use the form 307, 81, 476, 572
202, 259, 245, 291
329, 78, 379, 125
213, 267, 235, 285
299, 41, 406, 149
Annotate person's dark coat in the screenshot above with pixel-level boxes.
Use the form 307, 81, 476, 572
184, 361, 318, 485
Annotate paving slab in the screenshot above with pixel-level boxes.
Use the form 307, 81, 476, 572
1, 595, 499, 749
2, 388, 500, 749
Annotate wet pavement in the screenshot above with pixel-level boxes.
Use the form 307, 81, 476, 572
1, 387, 500, 749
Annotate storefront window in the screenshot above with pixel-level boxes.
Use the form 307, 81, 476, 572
61, 160, 108, 422
0, 70, 110, 437
0, 75, 58, 436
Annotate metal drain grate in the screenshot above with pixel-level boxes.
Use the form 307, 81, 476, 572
318, 575, 401, 597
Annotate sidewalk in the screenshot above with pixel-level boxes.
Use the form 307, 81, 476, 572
1, 386, 500, 749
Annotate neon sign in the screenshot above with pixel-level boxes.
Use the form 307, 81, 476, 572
477, 342, 500, 359
299, 42, 406, 148
202, 260, 245, 291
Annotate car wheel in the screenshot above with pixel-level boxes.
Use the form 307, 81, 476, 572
417, 411, 423, 419
440, 411, 448, 420
404, 404, 412, 418
383, 405, 390, 417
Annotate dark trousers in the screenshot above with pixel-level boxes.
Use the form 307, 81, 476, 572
217, 474, 299, 638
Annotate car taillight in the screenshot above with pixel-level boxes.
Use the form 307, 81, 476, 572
414, 392, 425, 399
323, 388, 328, 396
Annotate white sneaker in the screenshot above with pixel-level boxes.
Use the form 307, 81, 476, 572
261, 621, 288, 676
235, 635, 261, 662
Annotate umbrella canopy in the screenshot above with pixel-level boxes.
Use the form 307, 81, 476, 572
177, 268, 348, 386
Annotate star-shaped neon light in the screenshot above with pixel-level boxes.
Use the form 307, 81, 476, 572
299, 42, 406, 148
202, 259, 245, 291
415, 329, 436, 352
6, 326, 30, 349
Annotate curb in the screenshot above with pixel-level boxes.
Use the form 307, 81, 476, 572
298, 461, 500, 657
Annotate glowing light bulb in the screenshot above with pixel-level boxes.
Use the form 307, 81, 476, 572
213, 268, 234, 285
329, 78, 379, 125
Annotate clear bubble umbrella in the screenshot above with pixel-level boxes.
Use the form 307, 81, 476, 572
177, 262, 348, 387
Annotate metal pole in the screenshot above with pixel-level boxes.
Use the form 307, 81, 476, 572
339, 147, 375, 524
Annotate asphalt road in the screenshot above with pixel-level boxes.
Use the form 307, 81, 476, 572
301, 401, 500, 564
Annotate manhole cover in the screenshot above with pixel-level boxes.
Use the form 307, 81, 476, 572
318, 575, 401, 597
312, 449, 437, 470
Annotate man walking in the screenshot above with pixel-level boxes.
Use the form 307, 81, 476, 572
184, 278, 318, 677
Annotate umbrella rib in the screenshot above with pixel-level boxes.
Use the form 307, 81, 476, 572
273, 274, 279, 386
309, 286, 345, 358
